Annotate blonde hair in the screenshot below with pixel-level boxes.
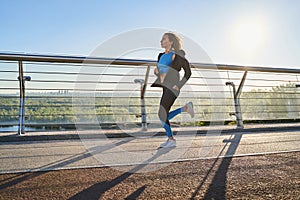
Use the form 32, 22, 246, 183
164, 32, 183, 51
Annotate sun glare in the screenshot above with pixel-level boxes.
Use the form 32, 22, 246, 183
233, 19, 265, 53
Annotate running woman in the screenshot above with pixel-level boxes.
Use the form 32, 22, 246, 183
151, 32, 194, 148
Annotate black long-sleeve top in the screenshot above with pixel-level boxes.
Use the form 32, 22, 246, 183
151, 49, 191, 89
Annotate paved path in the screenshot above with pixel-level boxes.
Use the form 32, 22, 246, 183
0, 130, 299, 174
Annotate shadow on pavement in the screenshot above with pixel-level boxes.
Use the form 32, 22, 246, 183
125, 185, 147, 200
0, 138, 133, 191
190, 132, 243, 199
69, 147, 174, 200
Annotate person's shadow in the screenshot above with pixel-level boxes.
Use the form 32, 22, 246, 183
190, 132, 243, 199
69, 147, 174, 200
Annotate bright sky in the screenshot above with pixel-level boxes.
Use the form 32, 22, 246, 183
1, 0, 300, 68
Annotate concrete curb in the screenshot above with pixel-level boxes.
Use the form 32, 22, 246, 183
1, 125, 299, 142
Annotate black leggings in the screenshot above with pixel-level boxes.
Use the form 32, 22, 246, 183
158, 87, 180, 137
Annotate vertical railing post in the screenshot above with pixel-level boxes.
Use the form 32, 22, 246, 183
141, 66, 150, 131
18, 61, 25, 135
134, 66, 150, 131
226, 71, 247, 129
233, 84, 244, 129
17, 61, 31, 135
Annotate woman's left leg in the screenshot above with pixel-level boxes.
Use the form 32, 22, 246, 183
159, 88, 179, 138
168, 107, 184, 121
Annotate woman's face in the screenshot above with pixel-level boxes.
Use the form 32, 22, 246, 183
160, 34, 173, 49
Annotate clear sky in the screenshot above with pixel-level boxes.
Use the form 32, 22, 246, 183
1, 0, 299, 68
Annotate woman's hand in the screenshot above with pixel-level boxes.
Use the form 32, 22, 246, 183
172, 85, 179, 91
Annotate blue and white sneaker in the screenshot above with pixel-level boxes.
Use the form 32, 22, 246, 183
160, 140, 169, 148
186, 102, 195, 118
160, 139, 176, 148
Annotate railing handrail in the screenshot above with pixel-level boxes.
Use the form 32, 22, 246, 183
0, 52, 299, 74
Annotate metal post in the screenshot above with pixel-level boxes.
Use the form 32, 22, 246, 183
134, 66, 150, 131
233, 84, 243, 129
140, 97, 147, 131
226, 70, 247, 129
18, 61, 25, 135
140, 66, 150, 131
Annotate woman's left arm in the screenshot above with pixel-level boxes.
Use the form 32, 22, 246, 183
177, 57, 191, 89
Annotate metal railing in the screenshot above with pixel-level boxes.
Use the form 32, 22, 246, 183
0, 52, 299, 134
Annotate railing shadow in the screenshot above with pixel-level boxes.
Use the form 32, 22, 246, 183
190, 132, 243, 199
125, 185, 147, 200
0, 138, 133, 190
68, 147, 174, 200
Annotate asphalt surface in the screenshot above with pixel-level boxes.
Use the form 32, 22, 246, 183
0, 128, 299, 174
0, 152, 298, 199
0, 125, 299, 199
